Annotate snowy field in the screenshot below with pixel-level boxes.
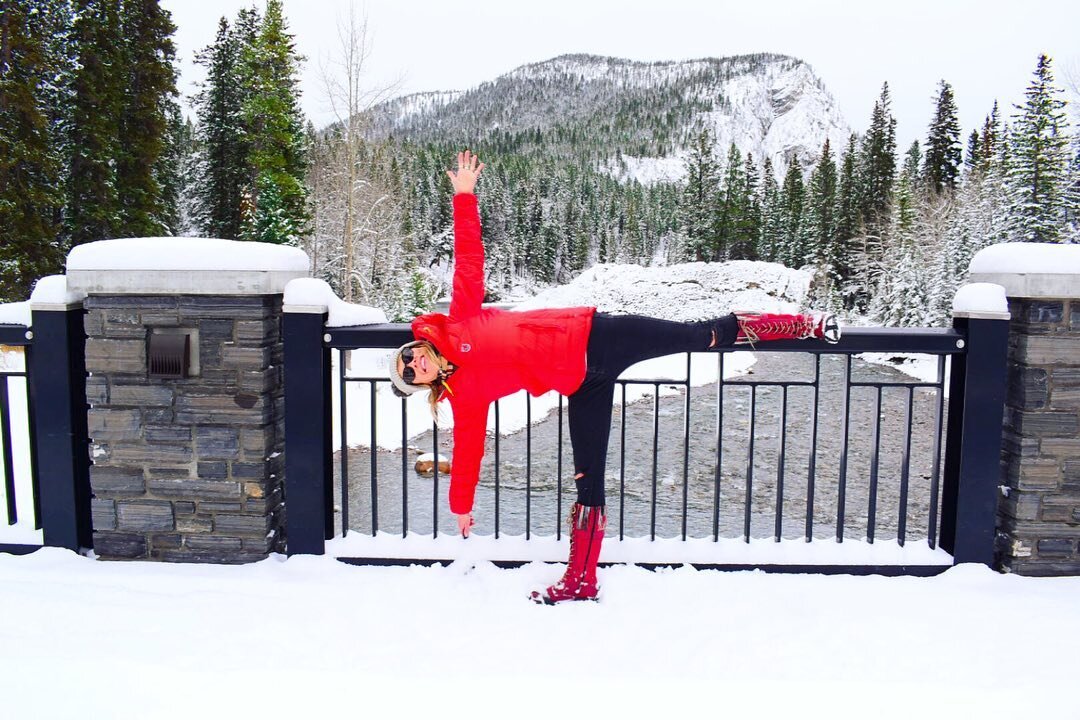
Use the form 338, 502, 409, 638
1, 548, 1078, 718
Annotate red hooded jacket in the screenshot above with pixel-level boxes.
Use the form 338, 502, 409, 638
411, 193, 595, 514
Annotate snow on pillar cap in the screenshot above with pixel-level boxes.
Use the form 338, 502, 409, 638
65, 237, 310, 295
968, 243, 1080, 300
952, 283, 1010, 320
283, 278, 388, 327
29, 275, 86, 311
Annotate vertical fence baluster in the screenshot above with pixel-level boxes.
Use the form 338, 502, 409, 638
619, 382, 626, 541
898, 386, 914, 546
526, 394, 532, 540
867, 386, 882, 543
400, 397, 408, 538
837, 355, 852, 542
1, 379, 16, 525
432, 421, 439, 539
557, 395, 563, 541
650, 383, 660, 541
339, 354, 349, 537
682, 354, 691, 541
744, 385, 756, 543
775, 385, 788, 542
713, 354, 724, 542
369, 380, 378, 536
494, 400, 500, 539
806, 355, 821, 542
928, 356, 947, 549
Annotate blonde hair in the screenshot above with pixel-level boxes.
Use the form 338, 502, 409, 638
413, 340, 452, 423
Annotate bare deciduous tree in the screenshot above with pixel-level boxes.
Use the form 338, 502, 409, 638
308, 5, 412, 311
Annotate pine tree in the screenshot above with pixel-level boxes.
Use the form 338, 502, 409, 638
716, 142, 744, 260
778, 154, 806, 267
66, 0, 125, 246
679, 128, 720, 260
979, 102, 1002, 174
239, 0, 308, 244
155, 100, 181, 234
167, 112, 201, 235
832, 133, 860, 293
733, 152, 760, 260
758, 157, 782, 262
806, 139, 838, 268
194, 15, 250, 239
859, 83, 897, 236
895, 141, 921, 235
115, 0, 177, 237
0, 0, 67, 300
923, 80, 962, 193
1006, 54, 1072, 243
964, 129, 980, 173
1067, 140, 1080, 240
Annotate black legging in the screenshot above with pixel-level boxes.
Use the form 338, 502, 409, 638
569, 313, 739, 506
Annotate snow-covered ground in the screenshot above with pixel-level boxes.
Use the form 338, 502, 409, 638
1, 548, 1077, 718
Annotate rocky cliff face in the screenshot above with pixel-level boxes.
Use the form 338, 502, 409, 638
369, 53, 851, 181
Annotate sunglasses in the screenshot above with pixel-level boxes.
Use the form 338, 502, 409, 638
400, 347, 419, 384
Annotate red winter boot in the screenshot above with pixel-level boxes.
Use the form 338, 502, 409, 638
735, 312, 841, 346
530, 504, 606, 605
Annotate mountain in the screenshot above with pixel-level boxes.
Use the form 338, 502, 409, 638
368, 53, 851, 181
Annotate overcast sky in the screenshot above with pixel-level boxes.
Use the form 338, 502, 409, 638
162, 0, 1080, 149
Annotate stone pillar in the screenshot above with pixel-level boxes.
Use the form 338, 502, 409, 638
68, 244, 307, 562
970, 245, 1080, 575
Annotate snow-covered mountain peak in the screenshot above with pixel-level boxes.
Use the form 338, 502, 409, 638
369, 53, 850, 184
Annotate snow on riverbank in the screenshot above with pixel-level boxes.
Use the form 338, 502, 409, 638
338, 259, 812, 450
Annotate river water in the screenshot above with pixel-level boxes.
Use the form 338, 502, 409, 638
333, 351, 948, 543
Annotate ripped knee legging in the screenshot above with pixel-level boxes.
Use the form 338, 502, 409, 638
568, 312, 738, 507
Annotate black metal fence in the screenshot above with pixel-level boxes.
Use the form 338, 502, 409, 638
283, 314, 1010, 573
0, 307, 91, 555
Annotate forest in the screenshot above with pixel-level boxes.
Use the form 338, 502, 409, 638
2, 1, 1077, 327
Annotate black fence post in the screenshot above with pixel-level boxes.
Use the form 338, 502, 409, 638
26, 303, 91, 550
282, 307, 332, 555
940, 313, 1011, 565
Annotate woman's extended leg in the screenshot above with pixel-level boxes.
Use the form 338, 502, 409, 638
529, 370, 612, 605
583, 312, 735, 378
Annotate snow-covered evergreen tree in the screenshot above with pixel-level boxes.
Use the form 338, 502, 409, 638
1006, 54, 1072, 243
805, 139, 838, 270
732, 152, 761, 260
679, 128, 720, 260
66, 0, 124, 246
923, 80, 962, 193
758, 157, 782, 262
858, 83, 898, 237
240, 0, 308, 244
115, 0, 177, 238
193, 16, 248, 239
716, 142, 745, 260
0, 0, 67, 300
778, 153, 806, 267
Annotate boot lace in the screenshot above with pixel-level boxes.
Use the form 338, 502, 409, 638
737, 316, 816, 346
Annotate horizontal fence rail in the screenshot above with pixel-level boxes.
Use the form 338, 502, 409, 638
283, 314, 1015, 571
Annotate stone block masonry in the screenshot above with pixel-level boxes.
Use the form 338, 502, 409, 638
997, 299, 1080, 575
86, 295, 286, 563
